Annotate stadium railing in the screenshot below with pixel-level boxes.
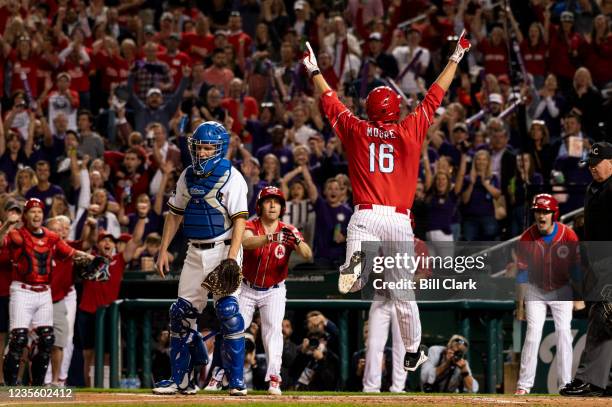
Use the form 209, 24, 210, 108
95, 299, 514, 392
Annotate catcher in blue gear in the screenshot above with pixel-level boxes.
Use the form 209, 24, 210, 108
153, 121, 249, 396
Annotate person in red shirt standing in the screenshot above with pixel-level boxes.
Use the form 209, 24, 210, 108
221, 78, 259, 141
239, 186, 312, 395
45, 215, 84, 387
227, 11, 252, 58
158, 33, 192, 87
0, 198, 96, 386
301, 32, 471, 372
514, 194, 583, 395
0, 200, 22, 386
9, 35, 40, 102
77, 217, 145, 387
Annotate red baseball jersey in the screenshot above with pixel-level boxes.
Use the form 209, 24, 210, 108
50, 240, 82, 303
242, 218, 303, 288
79, 253, 126, 313
4, 227, 75, 285
516, 222, 580, 291
0, 245, 12, 296
320, 84, 445, 210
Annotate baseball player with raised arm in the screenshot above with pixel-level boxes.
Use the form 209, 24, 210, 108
239, 186, 313, 395
514, 194, 583, 395
0, 198, 104, 386
302, 32, 472, 371
153, 121, 249, 396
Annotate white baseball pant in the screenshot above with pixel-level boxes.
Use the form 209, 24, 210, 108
178, 243, 243, 328
238, 281, 286, 382
9, 282, 53, 330
363, 300, 407, 392
45, 287, 77, 384
343, 205, 421, 353
517, 284, 573, 391
425, 230, 454, 258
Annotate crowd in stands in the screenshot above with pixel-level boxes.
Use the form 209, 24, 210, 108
0, 0, 610, 391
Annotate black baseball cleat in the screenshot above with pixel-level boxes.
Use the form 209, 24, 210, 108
404, 345, 428, 372
560, 378, 604, 397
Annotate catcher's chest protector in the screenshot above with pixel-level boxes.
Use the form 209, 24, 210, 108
11, 228, 57, 284
183, 159, 232, 240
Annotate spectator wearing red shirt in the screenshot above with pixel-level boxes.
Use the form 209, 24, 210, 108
222, 78, 259, 140
202, 48, 235, 96
584, 14, 612, 87
157, 32, 192, 87
154, 12, 176, 45
180, 14, 215, 61
92, 36, 129, 100
77, 218, 145, 387
548, 11, 585, 92
318, 50, 339, 91
9, 35, 41, 101
104, 147, 157, 214
227, 11, 252, 57
508, 8, 549, 88
59, 27, 92, 110
474, 26, 509, 76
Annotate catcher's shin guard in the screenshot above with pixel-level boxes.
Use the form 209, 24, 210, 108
30, 326, 55, 385
168, 298, 203, 390
215, 296, 245, 391
3, 328, 28, 385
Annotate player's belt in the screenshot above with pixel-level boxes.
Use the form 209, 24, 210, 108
355, 203, 411, 215
20, 284, 49, 293
191, 239, 232, 250
242, 278, 279, 291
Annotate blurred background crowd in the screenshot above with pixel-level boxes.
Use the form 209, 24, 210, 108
0, 0, 610, 391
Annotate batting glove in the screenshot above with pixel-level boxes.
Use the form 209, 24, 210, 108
449, 29, 471, 63
302, 41, 320, 76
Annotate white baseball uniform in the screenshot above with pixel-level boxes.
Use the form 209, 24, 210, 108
363, 300, 407, 392
168, 165, 248, 314
517, 284, 573, 391
238, 218, 302, 382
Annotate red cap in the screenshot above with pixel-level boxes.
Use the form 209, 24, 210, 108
118, 233, 132, 243
366, 86, 401, 122
97, 231, 117, 243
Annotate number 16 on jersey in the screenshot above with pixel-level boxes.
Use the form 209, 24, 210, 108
369, 143, 394, 173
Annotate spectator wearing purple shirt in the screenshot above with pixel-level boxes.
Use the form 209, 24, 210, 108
423, 154, 467, 256
461, 150, 502, 241
255, 125, 294, 175
25, 160, 64, 216
313, 178, 352, 267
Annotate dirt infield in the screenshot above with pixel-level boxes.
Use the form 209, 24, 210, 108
1, 391, 610, 407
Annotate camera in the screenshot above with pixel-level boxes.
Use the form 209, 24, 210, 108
453, 350, 464, 363
308, 338, 320, 349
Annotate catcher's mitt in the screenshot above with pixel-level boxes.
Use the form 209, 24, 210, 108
74, 256, 111, 281
201, 258, 242, 296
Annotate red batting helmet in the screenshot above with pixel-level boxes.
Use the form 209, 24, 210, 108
531, 193, 559, 220
365, 86, 401, 122
256, 186, 286, 216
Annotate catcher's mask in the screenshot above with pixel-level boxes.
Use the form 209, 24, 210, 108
256, 186, 286, 217
531, 193, 559, 221
366, 86, 401, 122
188, 121, 229, 176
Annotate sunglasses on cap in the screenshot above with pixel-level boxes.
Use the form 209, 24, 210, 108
453, 338, 468, 347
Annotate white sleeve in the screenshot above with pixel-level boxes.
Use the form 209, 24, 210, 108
77, 168, 91, 210
167, 168, 190, 215
224, 168, 249, 220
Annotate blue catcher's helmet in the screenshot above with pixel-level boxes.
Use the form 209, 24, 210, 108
188, 121, 230, 176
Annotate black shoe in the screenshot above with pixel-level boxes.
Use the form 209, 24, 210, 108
560, 379, 604, 397
404, 345, 428, 372
604, 387, 612, 397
